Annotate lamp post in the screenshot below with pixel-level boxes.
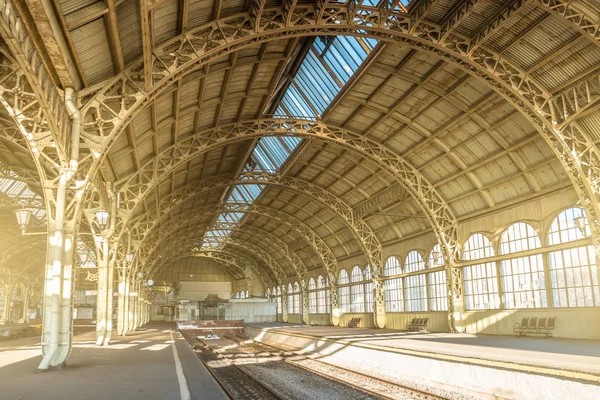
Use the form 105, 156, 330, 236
14, 209, 45, 235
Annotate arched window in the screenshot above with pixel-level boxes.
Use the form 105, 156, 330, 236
364, 266, 373, 313
276, 286, 282, 314
384, 256, 402, 276
316, 275, 329, 313
462, 234, 499, 310
273, 286, 283, 314
548, 208, 599, 307
287, 283, 294, 314
235, 291, 240, 299
500, 223, 546, 308
338, 269, 350, 313
404, 251, 427, 311
308, 277, 317, 314
427, 244, 447, 311
339, 269, 349, 284
384, 256, 403, 312
292, 281, 302, 314
350, 266, 365, 312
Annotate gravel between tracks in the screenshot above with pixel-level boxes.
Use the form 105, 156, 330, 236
232, 336, 476, 400
200, 336, 379, 400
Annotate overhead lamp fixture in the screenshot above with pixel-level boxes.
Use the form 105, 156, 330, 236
432, 251, 442, 266
126, 252, 134, 264
14, 209, 45, 235
574, 216, 587, 236
137, 271, 144, 279
95, 210, 110, 231
79, 251, 89, 265
15, 209, 31, 233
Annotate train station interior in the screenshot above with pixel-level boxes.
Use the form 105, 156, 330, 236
0, 0, 599, 399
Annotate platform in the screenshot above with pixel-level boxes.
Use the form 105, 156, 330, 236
0, 322, 227, 400
246, 322, 600, 400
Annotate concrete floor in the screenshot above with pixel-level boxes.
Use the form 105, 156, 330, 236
249, 322, 600, 375
0, 322, 227, 400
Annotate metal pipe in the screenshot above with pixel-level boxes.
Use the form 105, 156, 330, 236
96, 183, 117, 345
38, 170, 67, 370
64, 88, 80, 175
39, 87, 80, 369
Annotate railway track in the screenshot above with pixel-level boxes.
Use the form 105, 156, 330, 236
180, 330, 282, 399
224, 334, 453, 400
180, 330, 383, 400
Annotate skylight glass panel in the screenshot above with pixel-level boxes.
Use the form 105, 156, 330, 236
279, 84, 316, 119
217, 212, 244, 222
259, 137, 290, 166
201, 35, 377, 249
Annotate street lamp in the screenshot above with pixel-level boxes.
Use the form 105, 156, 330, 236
432, 250, 441, 266
95, 210, 110, 231
126, 252, 134, 264
574, 215, 587, 236
14, 209, 31, 234
79, 251, 89, 266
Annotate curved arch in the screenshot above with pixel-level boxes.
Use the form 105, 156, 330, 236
136, 202, 341, 323
139, 202, 336, 280
115, 119, 454, 263
159, 252, 244, 278
226, 226, 309, 284
149, 234, 284, 291
149, 239, 272, 289
124, 171, 381, 277
143, 215, 310, 290
77, 4, 600, 252
499, 222, 542, 255
548, 207, 590, 246
384, 255, 402, 277
0, 4, 69, 175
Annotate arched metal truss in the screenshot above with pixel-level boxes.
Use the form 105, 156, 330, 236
139, 203, 335, 282
124, 171, 378, 276
2, 0, 600, 362
136, 202, 339, 320
0, 0, 70, 171
146, 223, 289, 287
150, 240, 272, 291
224, 225, 310, 283
151, 237, 288, 316
74, 1, 600, 259
115, 119, 448, 263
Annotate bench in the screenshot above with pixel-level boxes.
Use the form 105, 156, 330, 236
514, 317, 556, 337
347, 317, 361, 328
407, 317, 428, 331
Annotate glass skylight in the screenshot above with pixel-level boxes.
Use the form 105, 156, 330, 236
0, 161, 45, 220
198, 35, 378, 250
275, 36, 377, 119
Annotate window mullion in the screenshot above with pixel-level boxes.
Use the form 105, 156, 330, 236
543, 251, 554, 308
496, 260, 503, 310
